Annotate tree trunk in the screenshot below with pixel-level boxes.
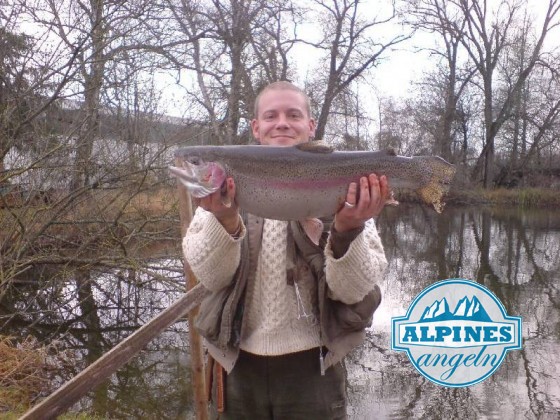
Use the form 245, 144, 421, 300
483, 72, 495, 188
71, 0, 106, 191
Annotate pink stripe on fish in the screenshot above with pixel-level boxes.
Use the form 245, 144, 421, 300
261, 175, 368, 190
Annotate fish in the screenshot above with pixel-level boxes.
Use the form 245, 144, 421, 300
170, 142, 456, 220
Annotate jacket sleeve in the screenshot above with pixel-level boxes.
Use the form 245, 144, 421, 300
182, 207, 246, 292
324, 218, 387, 304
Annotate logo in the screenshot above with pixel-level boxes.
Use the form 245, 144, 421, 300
391, 279, 522, 387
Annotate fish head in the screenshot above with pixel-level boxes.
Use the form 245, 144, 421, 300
415, 156, 456, 213
169, 155, 227, 198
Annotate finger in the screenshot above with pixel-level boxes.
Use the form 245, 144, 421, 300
208, 189, 221, 208
221, 178, 236, 208
357, 176, 372, 210
198, 195, 211, 211
368, 174, 381, 208
227, 178, 236, 202
379, 175, 389, 201
345, 181, 358, 207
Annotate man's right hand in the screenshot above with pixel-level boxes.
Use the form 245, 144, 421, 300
197, 177, 240, 234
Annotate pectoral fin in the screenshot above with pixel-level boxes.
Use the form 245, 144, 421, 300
301, 218, 324, 246
386, 190, 400, 207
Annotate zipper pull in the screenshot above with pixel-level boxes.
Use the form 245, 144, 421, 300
319, 348, 326, 376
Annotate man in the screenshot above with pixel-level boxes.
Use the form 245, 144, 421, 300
183, 81, 389, 419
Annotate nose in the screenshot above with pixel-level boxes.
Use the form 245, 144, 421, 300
275, 114, 289, 128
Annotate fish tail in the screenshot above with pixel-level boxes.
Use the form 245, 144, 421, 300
413, 156, 456, 213
417, 183, 446, 213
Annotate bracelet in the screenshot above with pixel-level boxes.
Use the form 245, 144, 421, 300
230, 220, 242, 239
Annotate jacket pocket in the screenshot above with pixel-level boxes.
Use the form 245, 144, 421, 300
194, 284, 232, 342
328, 284, 382, 332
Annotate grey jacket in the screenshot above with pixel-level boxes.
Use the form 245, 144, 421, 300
194, 212, 382, 373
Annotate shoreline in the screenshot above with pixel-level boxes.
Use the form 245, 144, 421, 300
397, 187, 560, 209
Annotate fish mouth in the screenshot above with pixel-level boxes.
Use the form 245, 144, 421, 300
169, 159, 226, 198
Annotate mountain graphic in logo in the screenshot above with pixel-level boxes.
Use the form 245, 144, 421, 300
420, 296, 492, 322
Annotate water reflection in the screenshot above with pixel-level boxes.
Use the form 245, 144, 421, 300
347, 204, 560, 419
0, 256, 195, 418
2, 205, 559, 418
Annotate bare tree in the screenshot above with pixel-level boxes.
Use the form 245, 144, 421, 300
447, 0, 560, 187
515, 59, 560, 177
302, 0, 409, 140
405, 0, 475, 161
495, 20, 560, 186
377, 97, 433, 156
167, 0, 300, 144
0, 0, 201, 298
0, 28, 32, 178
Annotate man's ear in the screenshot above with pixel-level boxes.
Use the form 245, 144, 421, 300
251, 118, 260, 141
309, 118, 317, 137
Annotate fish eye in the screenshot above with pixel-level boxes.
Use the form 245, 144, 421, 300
188, 157, 201, 165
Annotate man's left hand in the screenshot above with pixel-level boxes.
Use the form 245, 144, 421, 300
334, 174, 390, 233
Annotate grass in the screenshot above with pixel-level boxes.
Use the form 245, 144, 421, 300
0, 410, 108, 419
0, 335, 60, 414
0, 185, 180, 245
0, 335, 103, 419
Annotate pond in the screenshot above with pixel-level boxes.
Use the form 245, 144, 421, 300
2, 204, 559, 419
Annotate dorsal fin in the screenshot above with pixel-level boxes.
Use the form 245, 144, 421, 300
296, 140, 334, 154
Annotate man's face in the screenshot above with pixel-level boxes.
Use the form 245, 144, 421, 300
251, 89, 316, 146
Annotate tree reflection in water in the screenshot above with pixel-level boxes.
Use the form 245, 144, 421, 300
1, 253, 196, 418
1, 205, 559, 418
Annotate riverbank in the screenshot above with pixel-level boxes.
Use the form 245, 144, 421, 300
399, 187, 560, 208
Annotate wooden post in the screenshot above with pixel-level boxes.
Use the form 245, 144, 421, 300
176, 157, 209, 420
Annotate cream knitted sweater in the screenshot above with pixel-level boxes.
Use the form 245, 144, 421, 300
183, 208, 387, 356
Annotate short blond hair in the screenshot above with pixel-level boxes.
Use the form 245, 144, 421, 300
253, 81, 312, 118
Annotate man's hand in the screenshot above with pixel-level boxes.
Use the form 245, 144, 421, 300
334, 174, 390, 233
196, 177, 240, 234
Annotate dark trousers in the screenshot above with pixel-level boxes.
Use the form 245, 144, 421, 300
211, 348, 347, 420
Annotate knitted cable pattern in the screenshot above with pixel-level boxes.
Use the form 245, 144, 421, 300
240, 219, 321, 355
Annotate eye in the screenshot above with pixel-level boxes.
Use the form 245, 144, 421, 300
288, 111, 303, 119
263, 114, 275, 121
188, 157, 201, 165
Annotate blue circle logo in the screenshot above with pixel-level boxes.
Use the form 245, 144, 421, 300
391, 279, 522, 387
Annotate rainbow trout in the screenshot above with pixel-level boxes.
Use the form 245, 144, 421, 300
170, 142, 455, 220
